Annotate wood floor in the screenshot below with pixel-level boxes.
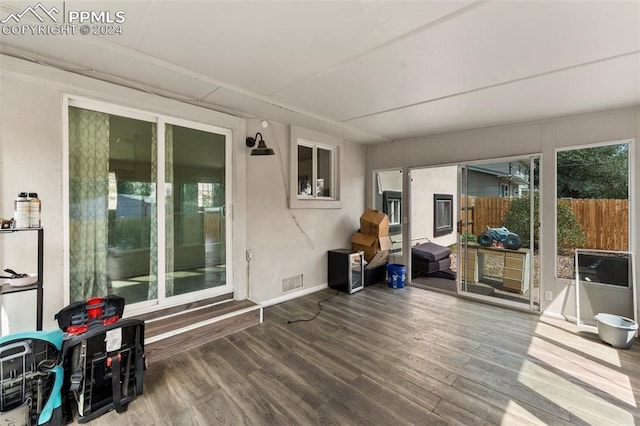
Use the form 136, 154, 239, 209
79, 284, 640, 425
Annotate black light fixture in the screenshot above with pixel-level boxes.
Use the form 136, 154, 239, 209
245, 132, 275, 156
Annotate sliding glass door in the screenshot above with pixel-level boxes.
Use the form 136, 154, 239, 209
458, 156, 540, 310
165, 123, 228, 298
68, 100, 231, 312
408, 166, 458, 293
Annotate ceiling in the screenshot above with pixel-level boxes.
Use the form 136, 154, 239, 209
1, 1, 639, 144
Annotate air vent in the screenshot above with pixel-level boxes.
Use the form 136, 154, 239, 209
283, 274, 303, 292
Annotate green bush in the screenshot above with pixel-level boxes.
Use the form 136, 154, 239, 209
112, 216, 151, 250
503, 194, 539, 247
503, 194, 585, 254
556, 201, 587, 255
460, 232, 477, 243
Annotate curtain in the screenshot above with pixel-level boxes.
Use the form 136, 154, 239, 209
68, 107, 110, 301
165, 125, 175, 296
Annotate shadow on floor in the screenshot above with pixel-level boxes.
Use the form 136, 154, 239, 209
410, 274, 536, 306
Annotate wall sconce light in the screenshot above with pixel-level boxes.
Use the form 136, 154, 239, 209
246, 132, 275, 156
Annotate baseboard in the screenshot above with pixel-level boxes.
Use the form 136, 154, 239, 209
260, 283, 329, 308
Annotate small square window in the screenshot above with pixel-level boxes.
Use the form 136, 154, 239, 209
434, 194, 453, 237
290, 126, 342, 209
297, 140, 335, 199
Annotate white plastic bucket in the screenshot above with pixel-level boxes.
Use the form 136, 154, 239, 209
594, 313, 638, 349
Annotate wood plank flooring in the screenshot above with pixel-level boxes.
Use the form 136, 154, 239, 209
77, 284, 640, 425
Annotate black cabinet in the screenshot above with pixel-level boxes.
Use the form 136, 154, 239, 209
0, 228, 44, 330
327, 249, 364, 294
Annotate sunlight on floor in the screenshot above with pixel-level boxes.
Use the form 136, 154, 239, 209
110, 280, 140, 288
197, 266, 225, 272
518, 358, 634, 424
528, 335, 636, 407
533, 319, 636, 406
500, 400, 545, 425
131, 275, 155, 282
167, 271, 201, 278
536, 318, 622, 367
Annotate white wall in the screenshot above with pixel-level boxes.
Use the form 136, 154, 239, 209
0, 56, 365, 333
246, 120, 365, 303
367, 107, 640, 320
409, 166, 458, 247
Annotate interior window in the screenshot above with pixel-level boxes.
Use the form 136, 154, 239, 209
316, 146, 333, 197
289, 126, 342, 209
297, 139, 335, 199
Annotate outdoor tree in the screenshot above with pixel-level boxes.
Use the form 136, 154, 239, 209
502, 194, 538, 247
117, 181, 153, 196
556, 144, 628, 199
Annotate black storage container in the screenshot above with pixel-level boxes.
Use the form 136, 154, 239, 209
364, 264, 387, 286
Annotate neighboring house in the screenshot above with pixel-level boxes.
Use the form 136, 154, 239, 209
466, 161, 530, 198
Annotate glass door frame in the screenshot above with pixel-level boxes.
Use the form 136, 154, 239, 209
372, 168, 404, 265
555, 139, 635, 326
405, 164, 459, 292
63, 96, 234, 316
157, 116, 233, 312
457, 154, 540, 312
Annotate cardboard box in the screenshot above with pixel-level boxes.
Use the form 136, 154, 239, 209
366, 250, 389, 269
359, 208, 389, 237
351, 232, 392, 262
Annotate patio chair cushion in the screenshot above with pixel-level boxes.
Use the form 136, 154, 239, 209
411, 242, 451, 262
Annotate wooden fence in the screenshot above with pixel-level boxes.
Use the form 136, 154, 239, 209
464, 197, 629, 251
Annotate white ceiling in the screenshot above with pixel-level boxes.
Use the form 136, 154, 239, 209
1, 0, 639, 144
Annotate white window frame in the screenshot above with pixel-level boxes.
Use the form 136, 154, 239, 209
297, 138, 336, 200
290, 126, 342, 209
554, 138, 634, 282
500, 183, 510, 197
63, 95, 233, 316
385, 194, 401, 226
